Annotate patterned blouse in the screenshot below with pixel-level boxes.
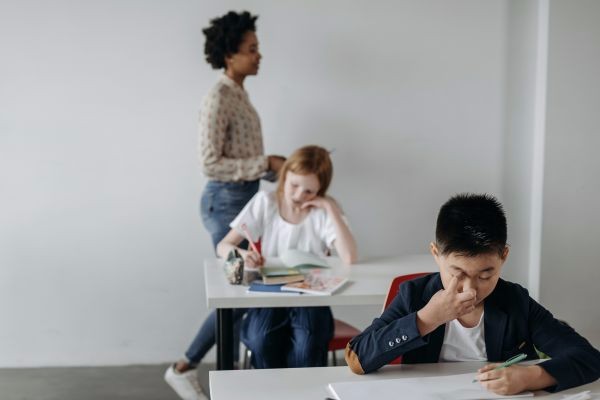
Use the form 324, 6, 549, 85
198, 74, 268, 182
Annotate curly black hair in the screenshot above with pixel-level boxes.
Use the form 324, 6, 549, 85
203, 11, 258, 69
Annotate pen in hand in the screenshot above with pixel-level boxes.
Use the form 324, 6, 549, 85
240, 223, 261, 255
472, 353, 528, 383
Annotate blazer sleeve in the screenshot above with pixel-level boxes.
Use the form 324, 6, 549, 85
345, 281, 429, 374
528, 296, 600, 391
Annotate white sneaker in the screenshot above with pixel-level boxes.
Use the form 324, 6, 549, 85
164, 364, 208, 400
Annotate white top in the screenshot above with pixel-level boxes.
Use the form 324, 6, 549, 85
198, 74, 268, 182
229, 191, 338, 257
438, 312, 487, 362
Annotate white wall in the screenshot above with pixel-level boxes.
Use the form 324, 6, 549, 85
539, 0, 600, 346
501, 0, 547, 290
0, 0, 508, 367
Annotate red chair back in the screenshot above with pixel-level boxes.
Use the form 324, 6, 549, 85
383, 272, 431, 312
384, 272, 430, 364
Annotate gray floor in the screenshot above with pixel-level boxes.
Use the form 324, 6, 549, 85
0, 354, 347, 399
0, 363, 212, 400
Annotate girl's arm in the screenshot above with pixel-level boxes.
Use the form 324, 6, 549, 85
216, 229, 263, 267
303, 197, 358, 265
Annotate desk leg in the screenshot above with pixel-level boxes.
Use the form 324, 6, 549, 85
216, 308, 234, 370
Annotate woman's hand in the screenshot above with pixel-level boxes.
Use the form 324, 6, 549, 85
267, 155, 285, 173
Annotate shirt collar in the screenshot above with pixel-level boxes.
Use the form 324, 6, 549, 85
219, 74, 246, 94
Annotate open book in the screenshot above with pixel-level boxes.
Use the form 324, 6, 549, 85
281, 272, 348, 296
261, 249, 329, 285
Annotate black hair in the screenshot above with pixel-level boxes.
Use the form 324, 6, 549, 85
435, 193, 507, 257
202, 11, 258, 69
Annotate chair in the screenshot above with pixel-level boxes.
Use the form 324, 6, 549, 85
383, 272, 430, 364
328, 318, 361, 366
318, 272, 433, 366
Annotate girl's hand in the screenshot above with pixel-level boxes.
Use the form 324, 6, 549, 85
476, 364, 532, 396
240, 249, 264, 268
301, 196, 336, 213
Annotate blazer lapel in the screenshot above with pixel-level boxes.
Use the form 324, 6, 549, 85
484, 291, 507, 362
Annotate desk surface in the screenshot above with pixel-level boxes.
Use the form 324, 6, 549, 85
209, 361, 600, 400
204, 254, 438, 309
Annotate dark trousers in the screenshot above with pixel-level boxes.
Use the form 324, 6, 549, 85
241, 306, 334, 368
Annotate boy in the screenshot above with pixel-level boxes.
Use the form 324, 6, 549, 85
345, 194, 600, 395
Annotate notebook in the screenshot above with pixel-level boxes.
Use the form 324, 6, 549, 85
247, 281, 301, 295
327, 372, 533, 400
261, 249, 330, 284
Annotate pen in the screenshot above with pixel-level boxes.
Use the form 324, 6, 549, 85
472, 352, 528, 383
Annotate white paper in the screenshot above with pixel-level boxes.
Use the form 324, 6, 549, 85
328, 372, 533, 400
561, 391, 592, 400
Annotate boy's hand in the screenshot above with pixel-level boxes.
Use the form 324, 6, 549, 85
417, 275, 476, 334
476, 364, 557, 395
476, 364, 531, 396
241, 249, 264, 268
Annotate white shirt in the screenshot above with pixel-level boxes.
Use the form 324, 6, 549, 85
229, 191, 339, 257
439, 312, 487, 362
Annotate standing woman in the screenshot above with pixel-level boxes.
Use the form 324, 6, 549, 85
165, 11, 284, 400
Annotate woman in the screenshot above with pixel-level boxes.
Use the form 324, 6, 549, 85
165, 11, 284, 400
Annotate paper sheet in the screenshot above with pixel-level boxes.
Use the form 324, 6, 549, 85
328, 372, 533, 400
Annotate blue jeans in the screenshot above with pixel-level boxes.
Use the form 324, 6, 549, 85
241, 306, 334, 368
184, 180, 259, 365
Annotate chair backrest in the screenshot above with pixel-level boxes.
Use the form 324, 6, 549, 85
383, 272, 431, 312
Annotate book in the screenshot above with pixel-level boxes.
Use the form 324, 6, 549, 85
262, 273, 305, 285
247, 281, 300, 294
279, 249, 329, 270
261, 249, 330, 284
281, 275, 348, 296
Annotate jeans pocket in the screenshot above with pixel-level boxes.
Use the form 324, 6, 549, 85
200, 190, 222, 233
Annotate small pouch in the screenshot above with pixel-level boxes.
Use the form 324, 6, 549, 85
224, 249, 244, 285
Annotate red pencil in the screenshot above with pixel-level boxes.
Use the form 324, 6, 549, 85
240, 223, 261, 254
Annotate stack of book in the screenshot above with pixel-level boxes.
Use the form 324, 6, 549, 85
261, 267, 304, 285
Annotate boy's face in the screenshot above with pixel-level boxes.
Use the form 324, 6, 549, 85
431, 243, 509, 306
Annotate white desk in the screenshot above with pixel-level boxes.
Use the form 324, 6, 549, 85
210, 361, 600, 399
204, 254, 437, 369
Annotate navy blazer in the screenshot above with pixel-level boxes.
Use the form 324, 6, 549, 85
345, 273, 600, 392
